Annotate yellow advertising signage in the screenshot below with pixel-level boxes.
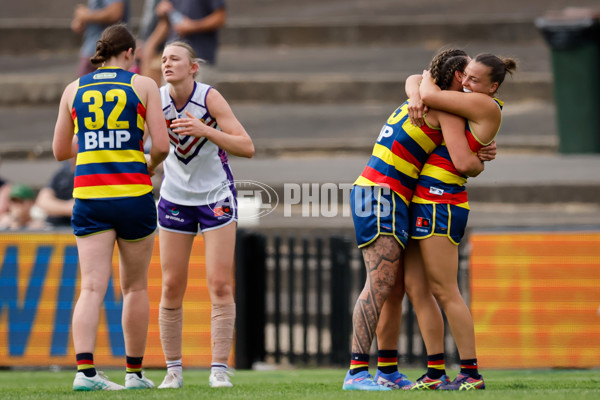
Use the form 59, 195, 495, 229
470, 231, 600, 368
0, 233, 219, 368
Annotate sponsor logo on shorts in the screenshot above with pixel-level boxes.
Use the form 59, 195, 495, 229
165, 214, 184, 222
165, 207, 184, 221
213, 206, 232, 218
429, 186, 444, 196
416, 217, 430, 227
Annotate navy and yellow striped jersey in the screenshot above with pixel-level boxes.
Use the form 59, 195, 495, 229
354, 101, 445, 206
71, 67, 151, 199
413, 98, 504, 209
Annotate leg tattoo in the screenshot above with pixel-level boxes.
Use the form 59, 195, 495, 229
352, 236, 402, 353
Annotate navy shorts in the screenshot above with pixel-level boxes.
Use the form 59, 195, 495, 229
351, 185, 410, 249
157, 195, 237, 235
409, 202, 470, 245
72, 192, 157, 241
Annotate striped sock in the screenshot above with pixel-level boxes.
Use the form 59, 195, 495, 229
460, 358, 479, 378
211, 362, 228, 374
167, 359, 183, 375
377, 350, 398, 374
126, 356, 143, 378
349, 353, 369, 375
76, 353, 96, 378
426, 353, 446, 379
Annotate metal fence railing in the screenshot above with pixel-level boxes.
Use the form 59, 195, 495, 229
235, 230, 462, 369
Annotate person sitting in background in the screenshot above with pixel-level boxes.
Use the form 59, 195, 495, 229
0, 184, 46, 231
71, 0, 129, 77
35, 159, 75, 229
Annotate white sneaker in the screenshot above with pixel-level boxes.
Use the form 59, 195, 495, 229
209, 369, 233, 388
158, 371, 184, 389
73, 371, 125, 391
125, 372, 155, 389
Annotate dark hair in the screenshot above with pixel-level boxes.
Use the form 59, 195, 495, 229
473, 53, 518, 88
429, 49, 469, 90
90, 24, 136, 66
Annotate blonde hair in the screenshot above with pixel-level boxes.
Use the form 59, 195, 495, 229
164, 41, 206, 79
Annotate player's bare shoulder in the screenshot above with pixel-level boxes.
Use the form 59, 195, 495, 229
132, 74, 160, 98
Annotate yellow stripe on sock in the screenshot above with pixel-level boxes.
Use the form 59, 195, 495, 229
378, 361, 397, 367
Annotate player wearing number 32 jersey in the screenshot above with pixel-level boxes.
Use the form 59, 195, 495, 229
53, 24, 169, 391
71, 67, 152, 200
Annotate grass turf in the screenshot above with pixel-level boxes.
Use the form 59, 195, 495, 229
0, 368, 599, 399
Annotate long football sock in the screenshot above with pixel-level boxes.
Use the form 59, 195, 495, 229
377, 349, 398, 374
126, 356, 143, 378
426, 353, 446, 379
460, 358, 480, 378
76, 353, 96, 377
349, 353, 369, 375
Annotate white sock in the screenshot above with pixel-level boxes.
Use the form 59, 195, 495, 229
211, 363, 227, 374
166, 359, 183, 375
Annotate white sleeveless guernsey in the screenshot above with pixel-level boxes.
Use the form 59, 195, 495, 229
159, 82, 235, 205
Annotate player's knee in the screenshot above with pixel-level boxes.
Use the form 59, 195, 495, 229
405, 277, 429, 301
404, 284, 419, 303
209, 278, 233, 299
162, 278, 185, 300
429, 283, 454, 307
121, 282, 147, 295
387, 284, 405, 302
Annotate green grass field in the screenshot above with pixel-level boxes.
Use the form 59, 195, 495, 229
0, 368, 598, 399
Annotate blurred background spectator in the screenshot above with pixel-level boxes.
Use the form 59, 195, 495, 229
71, 0, 129, 77
35, 159, 75, 230
0, 156, 11, 220
137, 0, 163, 83
139, 0, 226, 85
138, 0, 161, 42
0, 184, 46, 231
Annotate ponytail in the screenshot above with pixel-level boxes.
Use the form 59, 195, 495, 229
90, 24, 136, 66
473, 53, 518, 88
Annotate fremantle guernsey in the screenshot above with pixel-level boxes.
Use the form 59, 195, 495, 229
71, 67, 152, 199
159, 82, 235, 205
412, 98, 504, 210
